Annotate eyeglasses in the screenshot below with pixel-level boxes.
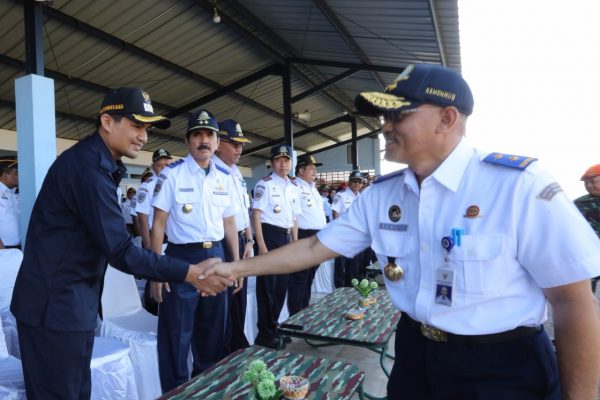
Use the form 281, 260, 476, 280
377, 106, 441, 126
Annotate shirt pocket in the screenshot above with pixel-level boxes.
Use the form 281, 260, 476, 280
174, 191, 202, 220
372, 235, 417, 289
210, 187, 231, 209
449, 234, 506, 297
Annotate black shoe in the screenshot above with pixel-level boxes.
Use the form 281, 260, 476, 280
255, 337, 284, 350
281, 335, 292, 344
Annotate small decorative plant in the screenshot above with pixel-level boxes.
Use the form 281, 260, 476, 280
243, 360, 282, 400
352, 278, 379, 307
351, 278, 378, 297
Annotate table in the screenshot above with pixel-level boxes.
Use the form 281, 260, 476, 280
159, 345, 364, 400
277, 287, 401, 400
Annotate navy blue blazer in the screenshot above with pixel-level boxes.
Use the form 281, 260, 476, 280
11, 132, 189, 331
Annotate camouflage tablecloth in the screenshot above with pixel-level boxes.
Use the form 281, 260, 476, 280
279, 287, 400, 346
160, 346, 364, 399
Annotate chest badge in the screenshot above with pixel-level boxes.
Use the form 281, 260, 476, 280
388, 205, 402, 222
182, 204, 193, 214
273, 205, 282, 213
463, 205, 480, 218
384, 257, 404, 281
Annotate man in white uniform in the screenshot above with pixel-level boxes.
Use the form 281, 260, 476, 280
0, 158, 19, 249
213, 119, 253, 353
205, 64, 600, 400
137, 148, 173, 314
251, 145, 301, 349
288, 154, 326, 315
150, 109, 240, 393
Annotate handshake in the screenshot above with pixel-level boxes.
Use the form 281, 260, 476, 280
184, 258, 239, 297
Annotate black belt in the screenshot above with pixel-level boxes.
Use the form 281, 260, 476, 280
168, 241, 221, 249
402, 313, 542, 345
261, 223, 291, 235
4, 245, 21, 250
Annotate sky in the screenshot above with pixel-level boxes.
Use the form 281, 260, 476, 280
381, 0, 600, 200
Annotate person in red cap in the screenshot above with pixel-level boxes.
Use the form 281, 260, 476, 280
574, 164, 600, 291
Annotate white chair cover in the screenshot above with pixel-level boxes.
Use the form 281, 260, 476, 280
0, 249, 22, 359
311, 258, 335, 294
243, 276, 289, 345
0, 315, 25, 399
101, 266, 161, 400
91, 337, 138, 400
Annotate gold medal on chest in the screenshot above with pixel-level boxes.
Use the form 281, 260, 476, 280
182, 204, 193, 214
384, 257, 404, 281
273, 205, 282, 213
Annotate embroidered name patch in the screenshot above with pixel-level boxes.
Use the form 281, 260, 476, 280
179, 188, 194, 192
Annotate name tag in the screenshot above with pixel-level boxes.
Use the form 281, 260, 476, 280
379, 223, 408, 231
179, 188, 194, 192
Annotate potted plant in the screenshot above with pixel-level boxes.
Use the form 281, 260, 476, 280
351, 278, 379, 307
243, 360, 282, 400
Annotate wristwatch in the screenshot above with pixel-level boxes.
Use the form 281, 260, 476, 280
246, 238, 255, 244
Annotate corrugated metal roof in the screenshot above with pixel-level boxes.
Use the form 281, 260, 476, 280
0, 0, 461, 167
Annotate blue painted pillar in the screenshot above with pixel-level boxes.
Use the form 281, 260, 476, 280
15, 74, 56, 247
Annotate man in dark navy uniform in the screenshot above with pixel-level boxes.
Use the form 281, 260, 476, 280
10, 87, 230, 400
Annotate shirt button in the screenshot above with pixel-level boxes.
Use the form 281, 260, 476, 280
422, 208, 430, 215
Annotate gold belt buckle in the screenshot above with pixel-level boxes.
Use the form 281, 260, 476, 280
202, 241, 213, 249
420, 324, 448, 342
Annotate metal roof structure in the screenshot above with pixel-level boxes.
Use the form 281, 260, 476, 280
0, 0, 462, 168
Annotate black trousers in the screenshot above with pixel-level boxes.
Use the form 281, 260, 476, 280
287, 228, 319, 315
18, 321, 95, 400
222, 231, 250, 354
255, 223, 291, 343
334, 255, 359, 288
387, 317, 560, 400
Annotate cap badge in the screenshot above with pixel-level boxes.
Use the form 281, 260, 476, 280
142, 91, 154, 113
198, 111, 210, 124
236, 124, 243, 136
386, 64, 414, 92
463, 205, 480, 218
388, 205, 402, 222
182, 204, 193, 214
279, 145, 287, 154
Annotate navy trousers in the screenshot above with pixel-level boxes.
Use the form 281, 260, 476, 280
157, 242, 226, 393
255, 224, 291, 343
387, 317, 560, 400
18, 321, 95, 400
222, 231, 250, 354
287, 228, 319, 315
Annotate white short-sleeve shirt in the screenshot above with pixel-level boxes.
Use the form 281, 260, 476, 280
294, 177, 326, 230
135, 173, 164, 231
318, 139, 600, 335
213, 155, 250, 232
152, 155, 239, 243
0, 182, 20, 246
252, 173, 301, 228
331, 188, 359, 215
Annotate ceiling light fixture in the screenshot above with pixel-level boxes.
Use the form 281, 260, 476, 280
212, 6, 221, 24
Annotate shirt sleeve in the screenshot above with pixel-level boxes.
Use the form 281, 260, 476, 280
318, 191, 372, 257
151, 169, 175, 213
252, 180, 268, 211
516, 169, 600, 287
77, 166, 188, 282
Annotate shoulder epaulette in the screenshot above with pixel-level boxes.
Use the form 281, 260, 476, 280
290, 176, 298, 186
214, 164, 230, 175
483, 153, 537, 170
158, 173, 167, 180
167, 159, 184, 168
374, 169, 405, 185
262, 175, 272, 181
